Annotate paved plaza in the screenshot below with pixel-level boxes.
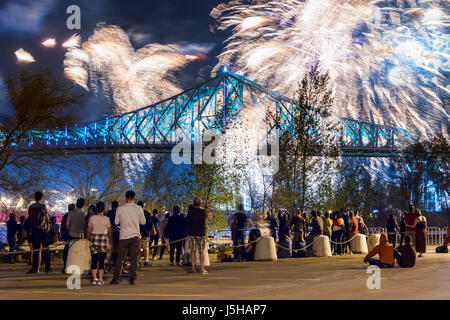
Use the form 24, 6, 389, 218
0, 247, 448, 300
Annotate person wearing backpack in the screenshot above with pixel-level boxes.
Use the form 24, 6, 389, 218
26, 191, 51, 274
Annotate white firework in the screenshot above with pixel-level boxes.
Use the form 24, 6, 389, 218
211, 0, 449, 139
64, 23, 189, 114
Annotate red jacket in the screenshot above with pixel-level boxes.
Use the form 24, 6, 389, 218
404, 212, 416, 232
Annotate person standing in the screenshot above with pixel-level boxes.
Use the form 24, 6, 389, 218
61, 203, 75, 273
404, 205, 417, 246
414, 209, 427, 257
150, 209, 160, 260
48, 216, 59, 245
232, 204, 251, 261
323, 212, 333, 248
158, 213, 170, 260
6, 213, 19, 264
65, 198, 87, 272
17, 215, 27, 245
186, 198, 208, 275
386, 214, 398, 248
165, 206, 186, 266
332, 212, 344, 255
110, 191, 145, 285
87, 201, 112, 285
27, 191, 51, 274
266, 211, 278, 243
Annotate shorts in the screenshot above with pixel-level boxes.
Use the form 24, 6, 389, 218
141, 237, 149, 249
187, 236, 206, 252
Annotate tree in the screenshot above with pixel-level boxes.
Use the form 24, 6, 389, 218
393, 134, 449, 212
55, 154, 129, 208
268, 63, 339, 212
0, 70, 82, 196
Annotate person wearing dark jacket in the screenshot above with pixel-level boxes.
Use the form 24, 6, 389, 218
290, 211, 307, 257
186, 198, 207, 274
399, 213, 406, 246
61, 203, 75, 273
165, 206, 186, 266
342, 212, 350, 254
394, 235, 416, 268
48, 216, 59, 245
387, 214, 398, 248
266, 212, 278, 242
6, 213, 19, 264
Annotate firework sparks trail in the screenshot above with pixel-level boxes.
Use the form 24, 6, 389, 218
64, 24, 189, 114
42, 38, 56, 47
14, 48, 35, 64
62, 34, 81, 48
211, 0, 449, 139
63, 24, 192, 179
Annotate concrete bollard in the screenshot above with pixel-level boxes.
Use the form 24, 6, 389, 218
350, 234, 368, 254
65, 239, 91, 275
312, 235, 332, 257
367, 233, 381, 253
255, 236, 278, 261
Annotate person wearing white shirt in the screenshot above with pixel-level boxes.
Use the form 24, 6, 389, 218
110, 190, 145, 285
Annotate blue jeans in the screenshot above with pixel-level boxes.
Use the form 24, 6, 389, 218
367, 258, 393, 268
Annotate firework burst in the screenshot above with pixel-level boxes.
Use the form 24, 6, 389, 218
211, 0, 449, 139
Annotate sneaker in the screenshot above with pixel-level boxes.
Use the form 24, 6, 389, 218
153, 257, 157, 260
169, 262, 174, 267
130, 279, 136, 285
201, 269, 208, 275
92, 279, 99, 285
25, 270, 37, 274
109, 279, 119, 285
144, 262, 151, 267
97, 279, 104, 286
175, 262, 180, 267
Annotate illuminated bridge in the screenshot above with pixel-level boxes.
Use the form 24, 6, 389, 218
11, 70, 415, 157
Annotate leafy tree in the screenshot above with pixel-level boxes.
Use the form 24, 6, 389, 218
0, 70, 82, 196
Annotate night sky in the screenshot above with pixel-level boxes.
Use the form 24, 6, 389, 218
0, 0, 225, 122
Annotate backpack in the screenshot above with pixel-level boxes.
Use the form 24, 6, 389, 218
38, 211, 51, 233
435, 245, 448, 253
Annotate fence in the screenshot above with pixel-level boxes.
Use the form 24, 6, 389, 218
208, 226, 448, 247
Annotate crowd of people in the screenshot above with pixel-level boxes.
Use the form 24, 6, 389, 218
3, 194, 449, 284
4, 191, 209, 285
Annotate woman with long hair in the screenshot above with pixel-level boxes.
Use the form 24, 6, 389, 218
413, 209, 427, 257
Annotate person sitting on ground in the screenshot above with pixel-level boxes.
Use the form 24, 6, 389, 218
186, 197, 208, 275
231, 205, 252, 261
306, 210, 323, 254
87, 201, 113, 285
290, 210, 307, 258
49, 216, 59, 245
393, 235, 416, 268
363, 233, 394, 268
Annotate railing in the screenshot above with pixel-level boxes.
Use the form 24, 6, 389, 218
368, 227, 385, 234
427, 227, 443, 246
